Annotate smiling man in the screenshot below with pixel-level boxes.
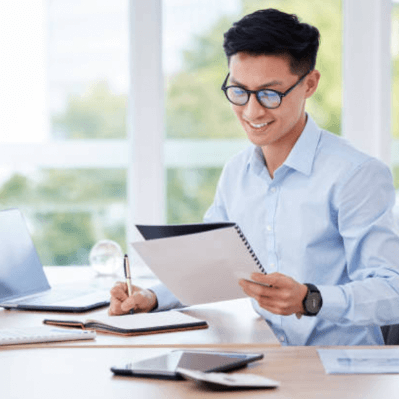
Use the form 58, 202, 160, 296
109, 9, 399, 346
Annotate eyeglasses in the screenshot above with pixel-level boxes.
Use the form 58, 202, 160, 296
221, 70, 311, 109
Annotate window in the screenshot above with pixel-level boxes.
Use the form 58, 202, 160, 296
0, 0, 129, 265
392, 0, 399, 188
3, 0, 394, 268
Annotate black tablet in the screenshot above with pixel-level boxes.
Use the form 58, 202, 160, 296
111, 350, 264, 380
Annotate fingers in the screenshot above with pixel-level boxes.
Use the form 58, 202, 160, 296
108, 296, 126, 316
120, 289, 157, 313
239, 273, 307, 316
108, 282, 128, 315
110, 282, 129, 301
239, 278, 273, 299
108, 283, 157, 315
250, 272, 280, 287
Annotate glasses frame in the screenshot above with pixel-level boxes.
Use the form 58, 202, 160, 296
221, 69, 311, 109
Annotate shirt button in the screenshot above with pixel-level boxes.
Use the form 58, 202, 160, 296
279, 336, 285, 342
270, 187, 276, 193
266, 225, 272, 231
270, 263, 275, 268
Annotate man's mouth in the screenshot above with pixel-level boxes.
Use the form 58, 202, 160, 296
246, 120, 273, 129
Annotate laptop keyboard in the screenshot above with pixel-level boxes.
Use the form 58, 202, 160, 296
16, 289, 104, 305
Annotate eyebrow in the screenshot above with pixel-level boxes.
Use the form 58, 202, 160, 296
229, 76, 284, 89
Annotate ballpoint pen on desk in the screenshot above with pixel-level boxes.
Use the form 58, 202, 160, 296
123, 254, 134, 314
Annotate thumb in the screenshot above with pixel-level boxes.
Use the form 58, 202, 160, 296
251, 272, 279, 287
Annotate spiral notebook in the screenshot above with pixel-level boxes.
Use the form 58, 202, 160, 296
132, 223, 265, 305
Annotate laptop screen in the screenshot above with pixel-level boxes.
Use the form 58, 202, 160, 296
0, 208, 50, 301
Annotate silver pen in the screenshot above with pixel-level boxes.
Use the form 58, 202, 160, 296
124, 254, 133, 296
123, 254, 134, 314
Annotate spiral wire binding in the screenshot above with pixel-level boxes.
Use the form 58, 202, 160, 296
234, 225, 266, 274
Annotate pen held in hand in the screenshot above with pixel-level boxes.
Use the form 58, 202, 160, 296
123, 254, 134, 314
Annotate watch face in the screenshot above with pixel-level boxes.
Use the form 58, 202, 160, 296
305, 292, 321, 314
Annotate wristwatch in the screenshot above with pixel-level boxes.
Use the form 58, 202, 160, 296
302, 283, 323, 316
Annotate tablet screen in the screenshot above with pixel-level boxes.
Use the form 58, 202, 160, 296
111, 350, 263, 379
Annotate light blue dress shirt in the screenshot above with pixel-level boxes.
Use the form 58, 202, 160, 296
152, 115, 399, 346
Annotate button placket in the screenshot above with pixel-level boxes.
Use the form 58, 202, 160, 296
265, 184, 279, 273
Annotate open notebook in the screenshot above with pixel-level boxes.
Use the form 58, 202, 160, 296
0, 208, 110, 313
43, 310, 208, 336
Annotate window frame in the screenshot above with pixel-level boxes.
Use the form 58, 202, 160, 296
0, 0, 394, 259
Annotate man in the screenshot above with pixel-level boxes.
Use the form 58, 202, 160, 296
109, 9, 399, 345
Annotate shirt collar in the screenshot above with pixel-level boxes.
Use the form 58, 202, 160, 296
283, 115, 321, 176
248, 145, 267, 176
247, 114, 321, 177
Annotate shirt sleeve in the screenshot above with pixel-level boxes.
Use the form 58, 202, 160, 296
318, 158, 399, 326
149, 283, 184, 312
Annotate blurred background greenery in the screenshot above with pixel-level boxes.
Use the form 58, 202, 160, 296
1, 0, 397, 266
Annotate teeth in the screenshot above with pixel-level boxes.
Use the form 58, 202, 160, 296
249, 121, 269, 128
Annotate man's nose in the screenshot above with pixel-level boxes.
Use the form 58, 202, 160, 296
243, 93, 267, 120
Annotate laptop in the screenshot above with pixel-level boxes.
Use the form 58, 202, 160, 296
0, 208, 110, 313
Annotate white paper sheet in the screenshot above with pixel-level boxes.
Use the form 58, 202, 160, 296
131, 226, 263, 305
317, 348, 399, 374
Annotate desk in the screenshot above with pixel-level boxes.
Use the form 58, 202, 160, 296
3, 346, 399, 399
1, 266, 280, 348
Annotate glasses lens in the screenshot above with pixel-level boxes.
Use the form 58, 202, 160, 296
258, 90, 281, 109
225, 87, 249, 105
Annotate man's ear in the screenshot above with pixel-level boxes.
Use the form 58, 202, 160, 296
304, 69, 321, 99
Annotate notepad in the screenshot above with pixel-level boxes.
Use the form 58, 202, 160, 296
132, 222, 266, 305
43, 310, 208, 336
0, 326, 96, 346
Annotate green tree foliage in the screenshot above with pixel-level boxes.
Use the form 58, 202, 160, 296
0, 1, 347, 262
0, 174, 32, 201
167, 168, 221, 224
0, 168, 126, 265
391, 4, 399, 187
35, 170, 126, 203
166, 16, 243, 139
53, 81, 127, 139
393, 4, 399, 140
34, 212, 96, 265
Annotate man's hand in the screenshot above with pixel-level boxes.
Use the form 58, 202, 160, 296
239, 272, 308, 316
108, 282, 158, 315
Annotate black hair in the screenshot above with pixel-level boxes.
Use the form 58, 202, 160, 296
223, 9, 320, 75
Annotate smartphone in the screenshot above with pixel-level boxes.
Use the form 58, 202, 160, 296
111, 350, 264, 380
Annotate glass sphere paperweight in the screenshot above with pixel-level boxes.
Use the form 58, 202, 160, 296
89, 239, 124, 276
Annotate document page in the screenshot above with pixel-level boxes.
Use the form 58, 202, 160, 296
318, 348, 399, 374
132, 226, 263, 305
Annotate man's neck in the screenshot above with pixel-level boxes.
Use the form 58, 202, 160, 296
261, 114, 307, 179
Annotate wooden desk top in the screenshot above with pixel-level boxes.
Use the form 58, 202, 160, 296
2, 345, 398, 399
0, 298, 280, 348
1, 266, 280, 348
